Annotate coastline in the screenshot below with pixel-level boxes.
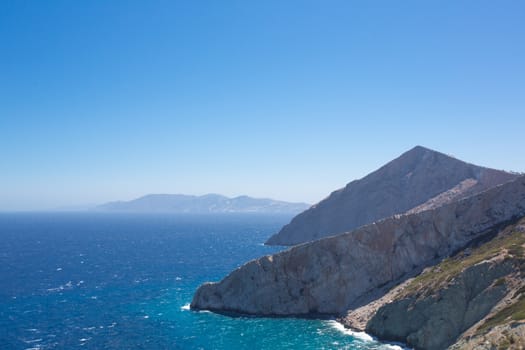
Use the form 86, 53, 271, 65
328, 319, 411, 350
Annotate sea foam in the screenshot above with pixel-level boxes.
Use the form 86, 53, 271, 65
326, 320, 410, 350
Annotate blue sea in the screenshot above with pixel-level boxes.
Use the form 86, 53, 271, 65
0, 213, 403, 349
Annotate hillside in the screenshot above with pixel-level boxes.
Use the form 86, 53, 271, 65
342, 216, 525, 350
97, 194, 310, 214
266, 146, 517, 245
191, 175, 525, 318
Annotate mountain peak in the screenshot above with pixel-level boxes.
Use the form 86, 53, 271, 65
266, 147, 518, 245
408, 144, 433, 153
393, 145, 456, 165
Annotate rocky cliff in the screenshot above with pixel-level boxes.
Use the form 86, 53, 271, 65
191, 176, 525, 317
359, 217, 525, 350
266, 146, 517, 246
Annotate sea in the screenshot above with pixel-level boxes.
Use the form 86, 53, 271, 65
0, 212, 405, 350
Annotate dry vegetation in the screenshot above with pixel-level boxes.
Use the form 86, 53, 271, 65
401, 217, 525, 299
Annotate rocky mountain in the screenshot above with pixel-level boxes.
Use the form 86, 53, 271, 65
191, 175, 525, 349
191, 175, 525, 314
351, 217, 525, 350
97, 194, 310, 214
266, 146, 517, 245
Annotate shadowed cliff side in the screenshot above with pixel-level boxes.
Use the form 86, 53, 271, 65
266, 146, 517, 246
191, 176, 525, 316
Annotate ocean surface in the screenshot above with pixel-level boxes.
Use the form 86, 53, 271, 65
0, 213, 404, 350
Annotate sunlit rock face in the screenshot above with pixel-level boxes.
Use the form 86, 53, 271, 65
192, 176, 525, 316
266, 146, 517, 246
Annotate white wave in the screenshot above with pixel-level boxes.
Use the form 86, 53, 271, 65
180, 303, 191, 310
325, 320, 411, 349
195, 309, 211, 313
381, 345, 408, 350
326, 320, 374, 341
46, 280, 75, 293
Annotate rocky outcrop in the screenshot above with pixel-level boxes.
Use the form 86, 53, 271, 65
359, 217, 525, 350
366, 259, 513, 350
450, 323, 525, 350
191, 175, 525, 316
266, 146, 517, 246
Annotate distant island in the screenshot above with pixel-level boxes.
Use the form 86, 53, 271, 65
96, 194, 310, 214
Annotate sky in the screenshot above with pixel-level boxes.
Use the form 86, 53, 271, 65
1, 0, 524, 211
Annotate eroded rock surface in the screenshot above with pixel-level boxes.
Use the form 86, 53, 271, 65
191, 176, 525, 317
366, 260, 513, 350
450, 323, 525, 350
359, 217, 525, 350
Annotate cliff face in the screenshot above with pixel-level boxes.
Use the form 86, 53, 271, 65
363, 218, 525, 350
367, 260, 513, 350
191, 176, 525, 316
266, 146, 517, 246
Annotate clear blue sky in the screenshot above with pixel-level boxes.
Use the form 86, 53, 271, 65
1, 1, 524, 210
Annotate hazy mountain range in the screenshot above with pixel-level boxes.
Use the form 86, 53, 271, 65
96, 194, 310, 214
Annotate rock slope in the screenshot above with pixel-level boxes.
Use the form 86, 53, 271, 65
266, 146, 517, 245
360, 217, 525, 350
191, 175, 525, 316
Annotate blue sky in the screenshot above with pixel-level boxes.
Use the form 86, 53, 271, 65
1, 1, 524, 210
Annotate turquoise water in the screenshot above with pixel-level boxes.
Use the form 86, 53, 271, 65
0, 213, 403, 349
